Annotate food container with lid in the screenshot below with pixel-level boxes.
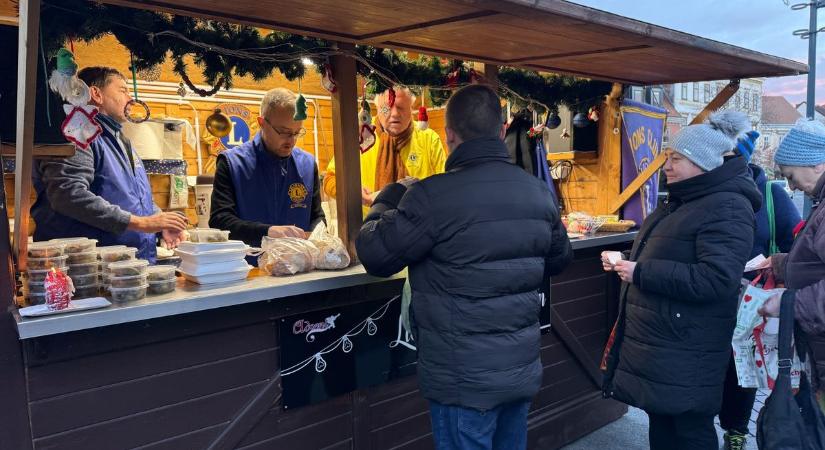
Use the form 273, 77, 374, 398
73, 283, 101, 299
28, 292, 46, 306
109, 274, 148, 289
50, 237, 97, 254
109, 284, 148, 303
148, 279, 176, 295
68, 262, 100, 276
28, 242, 66, 258
187, 228, 230, 243
69, 272, 99, 286
27, 255, 69, 270
27, 266, 68, 282
147, 265, 176, 282
107, 259, 149, 277
67, 251, 98, 265
25, 281, 47, 294
98, 247, 137, 263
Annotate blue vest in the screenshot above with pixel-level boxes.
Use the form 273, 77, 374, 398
223, 133, 315, 234
32, 116, 157, 262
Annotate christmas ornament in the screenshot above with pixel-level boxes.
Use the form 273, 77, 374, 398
561, 128, 571, 139
358, 97, 376, 153
417, 106, 429, 130
588, 106, 599, 122
469, 69, 482, 84
572, 112, 590, 128
124, 99, 150, 124
48, 48, 101, 149
545, 113, 562, 130
176, 82, 187, 97
528, 125, 545, 139
321, 63, 337, 93
446, 68, 460, 88
294, 94, 308, 121
44, 268, 74, 311
205, 108, 232, 138
387, 87, 396, 108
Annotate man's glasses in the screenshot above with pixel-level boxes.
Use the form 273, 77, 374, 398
264, 117, 306, 138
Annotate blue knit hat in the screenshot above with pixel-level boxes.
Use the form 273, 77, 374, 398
736, 130, 760, 162
669, 111, 750, 171
774, 118, 825, 167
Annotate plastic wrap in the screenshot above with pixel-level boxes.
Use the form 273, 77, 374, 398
259, 237, 319, 276
308, 223, 351, 270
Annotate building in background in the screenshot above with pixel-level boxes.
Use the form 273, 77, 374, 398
758, 96, 803, 178
795, 102, 825, 123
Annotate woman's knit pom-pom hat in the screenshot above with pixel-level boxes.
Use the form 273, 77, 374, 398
774, 118, 825, 167
669, 110, 751, 171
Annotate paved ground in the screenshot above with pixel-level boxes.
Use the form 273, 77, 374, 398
561, 390, 768, 450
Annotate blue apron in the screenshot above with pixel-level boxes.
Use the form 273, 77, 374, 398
32, 115, 158, 262
223, 133, 315, 248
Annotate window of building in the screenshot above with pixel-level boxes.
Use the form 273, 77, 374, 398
652, 89, 662, 106
753, 95, 759, 111
743, 90, 750, 111
632, 87, 643, 101
693, 83, 700, 101
704, 84, 711, 102
681, 83, 688, 100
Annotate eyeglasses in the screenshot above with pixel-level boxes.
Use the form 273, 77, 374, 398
263, 117, 306, 138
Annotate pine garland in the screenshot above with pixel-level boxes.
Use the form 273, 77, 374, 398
39, 0, 612, 110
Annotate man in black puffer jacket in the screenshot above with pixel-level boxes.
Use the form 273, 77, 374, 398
601, 111, 761, 450
356, 84, 572, 450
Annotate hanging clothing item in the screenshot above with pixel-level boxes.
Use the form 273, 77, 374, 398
32, 113, 158, 262
505, 110, 559, 206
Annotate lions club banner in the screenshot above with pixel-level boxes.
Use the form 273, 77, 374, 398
620, 99, 667, 225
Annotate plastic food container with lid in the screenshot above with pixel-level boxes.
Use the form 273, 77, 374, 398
107, 259, 149, 277
28, 292, 46, 306
69, 272, 100, 286
73, 283, 101, 299
25, 281, 47, 294
28, 242, 66, 258
67, 251, 98, 265
68, 261, 100, 276
146, 265, 176, 282
27, 266, 68, 282
27, 255, 70, 270
148, 279, 176, 295
187, 228, 230, 243
98, 247, 137, 263
109, 274, 148, 289
109, 284, 148, 303
49, 237, 97, 254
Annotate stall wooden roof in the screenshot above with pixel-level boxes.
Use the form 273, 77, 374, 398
102, 0, 808, 85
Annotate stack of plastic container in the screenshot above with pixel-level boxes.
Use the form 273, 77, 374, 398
51, 237, 100, 299
146, 266, 177, 295
24, 242, 69, 305
176, 230, 250, 284
107, 259, 149, 303
98, 246, 137, 291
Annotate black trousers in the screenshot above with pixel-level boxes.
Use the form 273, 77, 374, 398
648, 411, 718, 450
719, 352, 756, 434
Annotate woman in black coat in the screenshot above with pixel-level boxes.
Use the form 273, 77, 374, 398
601, 111, 761, 450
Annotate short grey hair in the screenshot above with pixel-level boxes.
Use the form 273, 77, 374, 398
260, 88, 297, 117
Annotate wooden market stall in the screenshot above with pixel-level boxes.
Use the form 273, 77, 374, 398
0, 1, 807, 450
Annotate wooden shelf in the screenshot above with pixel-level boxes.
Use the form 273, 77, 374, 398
547, 151, 599, 162
1, 143, 75, 158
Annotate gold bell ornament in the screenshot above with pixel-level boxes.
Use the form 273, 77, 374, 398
205, 108, 232, 138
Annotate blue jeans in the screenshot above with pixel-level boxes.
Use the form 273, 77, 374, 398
429, 400, 531, 450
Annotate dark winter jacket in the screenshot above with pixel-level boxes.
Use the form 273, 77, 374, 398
356, 137, 573, 410
750, 164, 799, 258
602, 155, 761, 416
773, 173, 825, 388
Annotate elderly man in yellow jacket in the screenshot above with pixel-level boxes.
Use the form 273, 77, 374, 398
323, 87, 446, 207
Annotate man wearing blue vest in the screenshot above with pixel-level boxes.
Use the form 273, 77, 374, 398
209, 88, 325, 247
32, 66, 187, 263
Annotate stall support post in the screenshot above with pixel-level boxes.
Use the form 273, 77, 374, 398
13, 0, 41, 271
330, 43, 363, 260
596, 83, 623, 214
479, 64, 499, 89
608, 79, 740, 213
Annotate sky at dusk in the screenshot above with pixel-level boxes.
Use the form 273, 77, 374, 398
569, 0, 824, 106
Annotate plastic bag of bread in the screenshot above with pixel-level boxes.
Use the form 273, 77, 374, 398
258, 237, 319, 276
308, 223, 351, 270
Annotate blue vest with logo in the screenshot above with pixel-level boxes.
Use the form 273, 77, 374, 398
32, 115, 158, 262
222, 133, 315, 233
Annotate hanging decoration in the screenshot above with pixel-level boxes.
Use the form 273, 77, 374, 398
125, 54, 151, 123
294, 77, 308, 121
588, 106, 600, 122
48, 48, 102, 149
545, 112, 562, 130
39, 0, 613, 111
417, 106, 429, 130
321, 62, 337, 93
386, 86, 396, 108
572, 112, 590, 128
561, 128, 571, 139
205, 108, 232, 138
176, 82, 188, 97
280, 296, 399, 377
358, 96, 376, 153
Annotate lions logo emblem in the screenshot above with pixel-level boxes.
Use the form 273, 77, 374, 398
288, 183, 308, 208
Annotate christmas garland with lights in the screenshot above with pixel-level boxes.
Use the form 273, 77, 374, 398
37, 0, 612, 111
